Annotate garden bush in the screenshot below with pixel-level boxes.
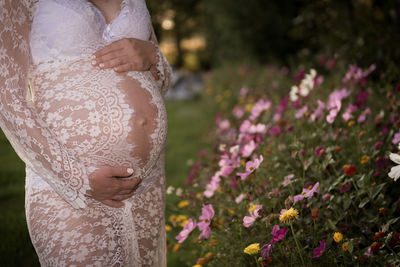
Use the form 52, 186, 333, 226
165, 59, 400, 266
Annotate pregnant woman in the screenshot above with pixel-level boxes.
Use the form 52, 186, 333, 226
0, 0, 172, 266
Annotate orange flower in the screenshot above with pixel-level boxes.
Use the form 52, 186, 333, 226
343, 164, 357, 176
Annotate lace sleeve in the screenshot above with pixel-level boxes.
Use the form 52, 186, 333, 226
0, 0, 91, 209
149, 26, 173, 97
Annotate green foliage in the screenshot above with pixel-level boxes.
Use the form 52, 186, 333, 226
166, 61, 400, 266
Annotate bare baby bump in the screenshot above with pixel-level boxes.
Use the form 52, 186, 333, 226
29, 60, 164, 175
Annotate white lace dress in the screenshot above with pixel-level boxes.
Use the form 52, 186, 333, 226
0, 0, 172, 266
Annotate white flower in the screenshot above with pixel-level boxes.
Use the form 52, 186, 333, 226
289, 85, 298, 101
166, 185, 175, 195
176, 187, 183, 196
388, 153, 400, 181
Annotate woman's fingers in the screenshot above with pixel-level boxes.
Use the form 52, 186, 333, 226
112, 190, 137, 201
108, 166, 134, 178
117, 177, 142, 192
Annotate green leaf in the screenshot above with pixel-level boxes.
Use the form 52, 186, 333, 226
358, 197, 369, 208
371, 183, 386, 199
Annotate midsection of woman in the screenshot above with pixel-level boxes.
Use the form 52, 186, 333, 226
25, 0, 169, 266
28, 0, 167, 191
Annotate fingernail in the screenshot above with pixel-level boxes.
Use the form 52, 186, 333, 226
91, 60, 97, 65
91, 55, 96, 59
113, 67, 118, 71
127, 168, 133, 174
99, 63, 105, 68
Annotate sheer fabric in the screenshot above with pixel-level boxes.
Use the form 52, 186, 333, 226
0, 0, 172, 266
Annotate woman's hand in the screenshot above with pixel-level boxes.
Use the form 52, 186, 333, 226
87, 166, 142, 208
92, 38, 159, 80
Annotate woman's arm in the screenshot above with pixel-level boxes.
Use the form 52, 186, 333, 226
1, 0, 139, 209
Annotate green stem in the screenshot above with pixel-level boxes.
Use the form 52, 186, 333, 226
290, 223, 306, 267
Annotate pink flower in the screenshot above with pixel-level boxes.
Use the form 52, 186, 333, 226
232, 106, 245, 119
310, 100, 325, 121
197, 204, 215, 240
241, 140, 257, 157
239, 120, 267, 134
249, 99, 271, 121
312, 240, 326, 258
357, 107, 371, 123
293, 182, 319, 204
236, 155, 264, 180
235, 193, 245, 203
218, 119, 230, 132
176, 218, 197, 243
392, 133, 400, 144
282, 174, 294, 187
342, 103, 358, 121
203, 173, 221, 198
295, 106, 308, 119
243, 205, 262, 227
270, 225, 288, 243
326, 89, 350, 124
261, 243, 273, 259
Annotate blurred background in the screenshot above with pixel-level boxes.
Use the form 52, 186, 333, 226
1, 0, 400, 266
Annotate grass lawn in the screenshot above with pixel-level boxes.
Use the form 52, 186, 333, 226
0, 96, 214, 266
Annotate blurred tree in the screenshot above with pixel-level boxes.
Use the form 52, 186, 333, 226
148, 0, 201, 68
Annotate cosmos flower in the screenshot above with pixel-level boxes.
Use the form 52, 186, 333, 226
197, 204, 215, 240
236, 155, 264, 180
388, 153, 400, 181
312, 240, 326, 258
176, 218, 197, 243
293, 182, 319, 204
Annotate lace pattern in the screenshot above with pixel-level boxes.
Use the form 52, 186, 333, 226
1, 0, 172, 265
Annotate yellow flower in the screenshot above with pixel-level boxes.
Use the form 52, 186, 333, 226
215, 94, 223, 102
245, 103, 253, 112
223, 90, 232, 97
165, 225, 172, 232
333, 232, 343, 243
243, 243, 260, 255
342, 242, 348, 252
169, 215, 177, 224
226, 208, 235, 215
348, 120, 355, 126
179, 219, 189, 227
360, 155, 370, 164
248, 204, 258, 212
176, 215, 188, 222
192, 265, 202, 267
279, 208, 299, 224
178, 200, 190, 208
173, 243, 181, 252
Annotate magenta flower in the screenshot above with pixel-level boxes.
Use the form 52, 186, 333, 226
261, 243, 274, 259
312, 240, 326, 258
268, 125, 281, 136
270, 225, 288, 243
176, 218, 197, 243
241, 140, 257, 157
314, 146, 326, 157
236, 155, 264, 180
293, 182, 319, 204
197, 204, 215, 240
